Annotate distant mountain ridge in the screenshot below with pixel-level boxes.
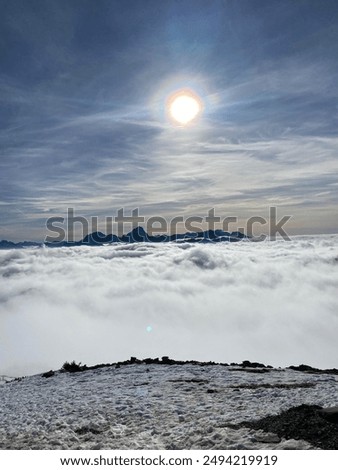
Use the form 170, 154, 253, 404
0, 228, 248, 248
0, 240, 42, 249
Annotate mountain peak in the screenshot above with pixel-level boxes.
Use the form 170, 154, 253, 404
129, 226, 147, 235
124, 226, 149, 242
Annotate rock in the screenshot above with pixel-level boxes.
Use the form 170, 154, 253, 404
75, 425, 103, 435
289, 364, 317, 372
254, 432, 281, 444
319, 406, 338, 424
241, 360, 267, 368
161, 356, 175, 365
143, 358, 154, 364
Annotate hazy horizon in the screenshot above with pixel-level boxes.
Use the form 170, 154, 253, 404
3, 228, 338, 244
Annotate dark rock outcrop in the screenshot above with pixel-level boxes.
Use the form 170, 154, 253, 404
233, 404, 338, 450
289, 364, 338, 375
319, 406, 338, 424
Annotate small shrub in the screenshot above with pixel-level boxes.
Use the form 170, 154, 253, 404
42, 370, 55, 378
62, 360, 84, 373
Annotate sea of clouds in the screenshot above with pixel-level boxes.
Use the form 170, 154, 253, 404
1, 235, 338, 376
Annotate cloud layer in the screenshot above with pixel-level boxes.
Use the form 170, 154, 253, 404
1, 236, 338, 376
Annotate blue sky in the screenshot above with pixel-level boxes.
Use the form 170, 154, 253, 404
1, 0, 338, 240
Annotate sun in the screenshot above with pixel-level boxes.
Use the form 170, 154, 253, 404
167, 89, 202, 126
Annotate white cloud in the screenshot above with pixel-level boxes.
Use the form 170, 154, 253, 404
1, 235, 338, 376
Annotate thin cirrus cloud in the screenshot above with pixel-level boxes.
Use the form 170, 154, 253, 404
1, 235, 338, 376
1, 1, 338, 240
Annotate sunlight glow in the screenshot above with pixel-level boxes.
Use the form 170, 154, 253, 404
168, 90, 202, 125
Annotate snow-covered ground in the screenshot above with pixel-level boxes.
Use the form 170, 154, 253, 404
0, 363, 337, 450
1, 235, 338, 377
